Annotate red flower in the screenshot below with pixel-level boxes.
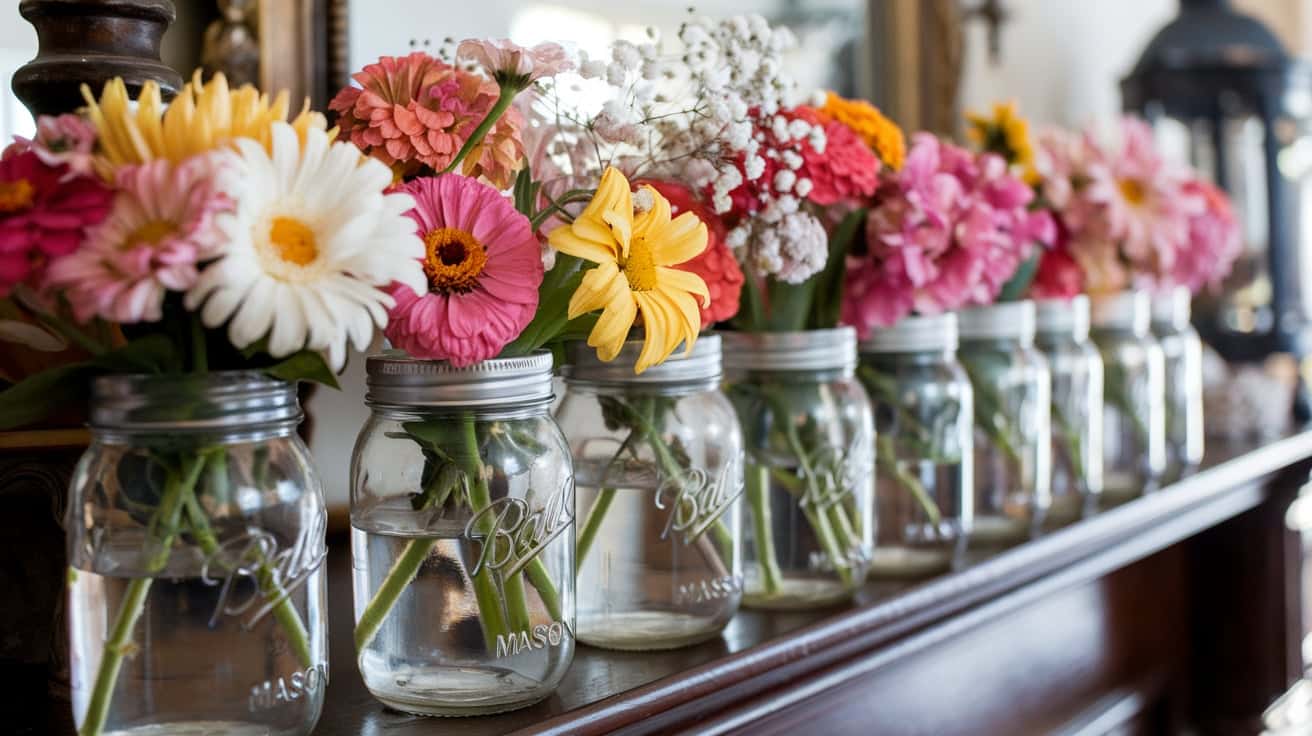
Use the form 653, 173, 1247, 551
641, 179, 743, 327
1031, 244, 1084, 300
0, 145, 112, 293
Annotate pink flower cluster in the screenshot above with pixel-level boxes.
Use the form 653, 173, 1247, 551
1030, 118, 1238, 297
842, 133, 1054, 336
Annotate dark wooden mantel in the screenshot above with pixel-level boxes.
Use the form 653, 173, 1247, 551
295, 433, 1311, 736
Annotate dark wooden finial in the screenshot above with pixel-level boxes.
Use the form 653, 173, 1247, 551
12, 0, 184, 117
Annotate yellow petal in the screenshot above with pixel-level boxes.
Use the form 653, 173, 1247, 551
588, 294, 638, 362
632, 291, 672, 374
567, 262, 624, 319
548, 224, 620, 265
632, 185, 672, 242
658, 281, 705, 339
648, 212, 708, 267
656, 266, 710, 308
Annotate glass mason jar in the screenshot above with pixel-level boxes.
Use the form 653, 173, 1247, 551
1151, 286, 1204, 481
67, 372, 328, 736
350, 352, 573, 716
1090, 291, 1167, 502
558, 335, 744, 651
957, 301, 1052, 547
857, 314, 973, 578
1035, 296, 1104, 526
722, 328, 875, 610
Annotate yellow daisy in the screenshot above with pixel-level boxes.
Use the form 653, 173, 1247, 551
548, 167, 710, 374
80, 71, 330, 179
966, 100, 1038, 183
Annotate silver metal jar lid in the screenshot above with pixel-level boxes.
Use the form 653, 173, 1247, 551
562, 334, 721, 386
1035, 295, 1091, 341
1150, 285, 1191, 329
720, 327, 857, 373
91, 371, 301, 432
858, 313, 958, 354
366, 351, 554, 408
1090, 290, 1151, 335
957, 301, 1036, 343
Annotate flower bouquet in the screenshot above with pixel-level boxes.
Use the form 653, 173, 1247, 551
0, 73, 423, 735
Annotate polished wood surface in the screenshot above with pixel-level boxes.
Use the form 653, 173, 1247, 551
306, 433, 1312, 735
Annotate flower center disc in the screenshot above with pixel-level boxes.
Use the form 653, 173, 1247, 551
1118, 178, 1147, 206
622, 237, 657, 292
126, 220, 176, 247
0, 179, 35, 213
424, 227, 488, 293
269, 217, 319, 266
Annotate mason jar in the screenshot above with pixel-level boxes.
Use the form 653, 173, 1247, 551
722, 328, 875, 610
67, 372, 328, 736
1151, 286, 1204, 481
351, 352, 573, 716
957, 301, 1051, 547
1035, 296, 1104, 525
1090, 291, 1167, 502
557, 335, 743, 651
857, 314, 973, 578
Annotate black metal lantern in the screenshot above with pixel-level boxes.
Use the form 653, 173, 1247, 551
1122, 0, 1312, 387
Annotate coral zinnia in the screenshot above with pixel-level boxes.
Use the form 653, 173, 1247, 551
640, 179, 743, 327
81, 72, 329, 179
330, 52, 525, 188
384, 175, 544, 366
47, 152, 233, 324
549, 167, 710, 373
819, 92, 906, 171
186, 124, 425, 370
0, 146, 112, 293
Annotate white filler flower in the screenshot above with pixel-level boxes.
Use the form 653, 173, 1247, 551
186, 123, 425, 370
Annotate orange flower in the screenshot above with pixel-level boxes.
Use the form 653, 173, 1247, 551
819, 92, 906, 171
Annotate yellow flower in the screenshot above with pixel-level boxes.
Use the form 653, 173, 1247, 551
80, 71, 330, 179
819, 91, 906, 171
965, 100, 1037, 182
548, 167, 710, 374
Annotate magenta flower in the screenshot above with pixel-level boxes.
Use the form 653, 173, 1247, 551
47, 152, 233, 324
0, 145, 112, 294
841, 133, 1051, 337
1170, 177, 1241, 293
457, 39, 573, 87
384, 175, 543, 366
31, 114, 98, 177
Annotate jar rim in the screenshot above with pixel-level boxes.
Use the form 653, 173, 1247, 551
1035, 295, 1090, 340
90, 369, 301, 433
366, 351, 554, 409
1090, 290, 1151, 335
957, 301, 1036, 343
858, 313, 957, 354
720, 327, 856, 372
1150, 285, 1191, 329
562, 334, 721, 386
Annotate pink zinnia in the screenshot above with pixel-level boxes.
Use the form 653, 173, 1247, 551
330, 52, 525, 188
0, 145, 112, 294
31, 113, 97, 177
1169, 177, 1241, 293
385, 175, 543, 366
47, 152, 233, 324
457, 39, 573, 87
841, 133, 1051, 337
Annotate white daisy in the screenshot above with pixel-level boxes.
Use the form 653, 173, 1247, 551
186, 122, 425, 370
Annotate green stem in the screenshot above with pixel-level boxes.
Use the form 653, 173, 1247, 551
525, 558, 562, 622
746, 463, 783, 594
777, 419, 853, 588
442, 84, 516, 176
1051, 402, 1087, 489
80, 456, 205, 736
353, 463, 459, 651
460, 413, 520, 651
575, 487, 617, 574
22, 290, 105, 356
877, 434, 943, 526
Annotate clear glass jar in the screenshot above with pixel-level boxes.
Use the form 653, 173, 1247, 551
857, 314, 973, 578
350, 352, 573, 716
1151, 286, 1204, 481
557, 335, 743, 651
1035, 296, 1104, 526
957, 301, 1051, 547
722, 328, 875, 610
67, 372, 328, 736
1090, 291, 1167, 502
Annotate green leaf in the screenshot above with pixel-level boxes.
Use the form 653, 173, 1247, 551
501, 255, 588, 356
763, 278, 815, 332
0, 362, 93, 430
264, 350, 339, 389
808, 208, 866, 329
997, 252, 1040, 302
513, 165, 535, 216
